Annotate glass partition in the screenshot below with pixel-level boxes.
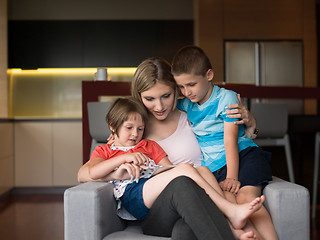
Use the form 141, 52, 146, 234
225, 41, 304, 115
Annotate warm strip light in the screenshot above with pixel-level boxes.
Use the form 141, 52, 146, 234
8, 68, 137, 74
107, 68, 136, 74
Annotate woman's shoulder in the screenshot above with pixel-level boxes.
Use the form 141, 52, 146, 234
179, 111, 187, 120
177, 111, 189, 128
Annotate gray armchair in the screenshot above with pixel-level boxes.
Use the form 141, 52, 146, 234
64, 176, 310, 240
65, 100, 310, 240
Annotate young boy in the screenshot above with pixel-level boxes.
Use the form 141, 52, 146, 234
171, 45, 278, 240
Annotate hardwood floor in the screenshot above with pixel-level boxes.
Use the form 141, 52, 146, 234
0, 194, 64, 240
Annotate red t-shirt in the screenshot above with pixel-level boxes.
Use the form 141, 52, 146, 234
90, 139, 167, 164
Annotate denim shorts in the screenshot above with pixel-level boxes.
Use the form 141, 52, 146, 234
213, 147, 273, 192
120, 178, 149, 220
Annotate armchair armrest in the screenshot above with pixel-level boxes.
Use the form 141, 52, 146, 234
64, 182, 126, 240
263, 177, 310, 240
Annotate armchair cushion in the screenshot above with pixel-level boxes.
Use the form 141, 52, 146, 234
263, 177, 310, 240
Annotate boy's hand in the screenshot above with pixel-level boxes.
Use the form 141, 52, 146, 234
219, 178, 240, 195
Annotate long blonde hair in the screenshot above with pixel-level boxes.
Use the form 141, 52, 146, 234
131, 57, 179, 110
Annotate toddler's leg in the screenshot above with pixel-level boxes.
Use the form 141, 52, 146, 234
195, 166, 224, 197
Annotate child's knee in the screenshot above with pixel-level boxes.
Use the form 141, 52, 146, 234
237, 186, 261, 202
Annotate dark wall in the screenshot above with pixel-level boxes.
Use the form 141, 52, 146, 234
8, 20, 193, 68
318, 4, 320, 114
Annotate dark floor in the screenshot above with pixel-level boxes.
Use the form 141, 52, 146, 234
0, 132, 319, 240
0, 194, 64, 240
312, 207, 320, 240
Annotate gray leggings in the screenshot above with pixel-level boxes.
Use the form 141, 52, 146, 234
142, 176, 235, 240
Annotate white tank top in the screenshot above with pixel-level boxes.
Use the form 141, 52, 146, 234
156, 112, 202, 167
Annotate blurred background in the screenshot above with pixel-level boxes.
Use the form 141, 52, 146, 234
0, 0, 319, 239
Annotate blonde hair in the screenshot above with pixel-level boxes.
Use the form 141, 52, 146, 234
131, 57, 179, 110
106, 97, 148, 137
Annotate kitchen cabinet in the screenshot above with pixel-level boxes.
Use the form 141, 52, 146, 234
14, 121, 82, 187
52, 122, 82, 186
0, 122, 14, 195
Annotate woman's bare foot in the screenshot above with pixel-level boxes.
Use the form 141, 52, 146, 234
228, 195, 265, 229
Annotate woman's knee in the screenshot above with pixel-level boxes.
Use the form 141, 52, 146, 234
175, 163, 197, 174
166, 176, 202, 196
195, 166, 211, 174
169, 175, 194, 186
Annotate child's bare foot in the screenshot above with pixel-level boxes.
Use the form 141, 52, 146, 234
239, 231, 259, 240
230, 225, 260, 240
228, 195, 265, 229
232, 228, 259, 240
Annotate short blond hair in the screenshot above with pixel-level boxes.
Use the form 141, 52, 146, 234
131, 57, 179, 110
106, 97, 148, 137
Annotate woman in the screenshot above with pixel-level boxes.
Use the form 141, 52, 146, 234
78, 57, 259, 240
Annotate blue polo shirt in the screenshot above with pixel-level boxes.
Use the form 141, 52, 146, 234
177, 85, 257, 172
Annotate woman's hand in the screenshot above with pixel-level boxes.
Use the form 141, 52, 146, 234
219, 178, 240, 195
226, 95, 255, 126
226, 95, 257, 138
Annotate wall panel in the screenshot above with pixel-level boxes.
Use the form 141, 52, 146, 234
0, 0, 7, 118
15, 122, 53, 187
0, 122, 14, 195
223, 0, 303, 39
